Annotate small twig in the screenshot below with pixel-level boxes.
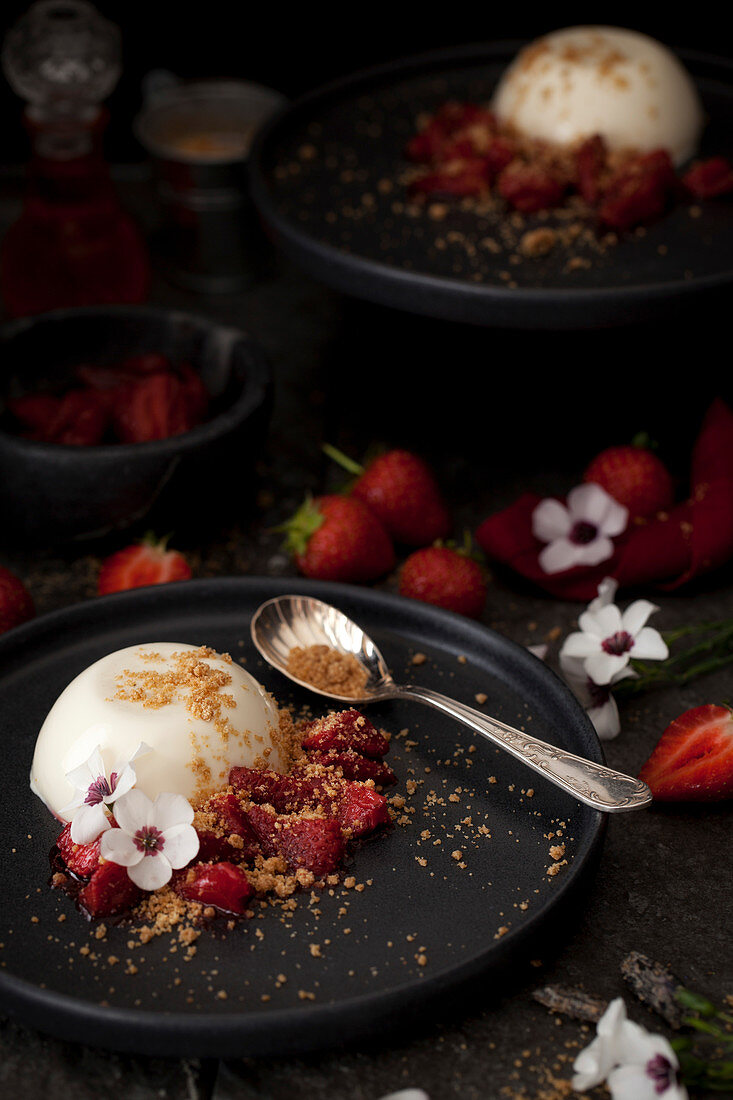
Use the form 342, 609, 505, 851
621, 951, 687, 1029
532, 984, 607, 1023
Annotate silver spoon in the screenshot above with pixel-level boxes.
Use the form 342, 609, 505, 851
251, 595, 652, 814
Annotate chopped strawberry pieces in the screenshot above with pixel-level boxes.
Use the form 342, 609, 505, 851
229, 765, 330, 815
337, 783, 391, 837
575, 134, 607, 205
598, 150, 677, 231
682, 156, 733, 199
497, 163, 567, 213
300, 708, 389, 758
78, 860, 141, 918
56, 821, 102, 878
304, 749, 397, 787
201, 791, 261, 859
176, 861, 254, 914
246, 805, 346, 877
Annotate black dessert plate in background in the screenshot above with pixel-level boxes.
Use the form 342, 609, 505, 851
0, 577, 605, 1057
250, 43, 733, 329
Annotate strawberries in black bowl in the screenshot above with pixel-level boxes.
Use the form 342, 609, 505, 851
0, 306, 271, 544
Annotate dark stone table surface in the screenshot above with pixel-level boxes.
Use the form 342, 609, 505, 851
0, 179, 731, 1099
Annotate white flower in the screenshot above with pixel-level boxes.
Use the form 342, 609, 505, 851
100, 788, 199, 891
532, 484, 628, 575
63, 742, 151, 845
561, 597, 668, 686
573, 998, 687, 1099
560, 654, 628, 740
527, 644, 548, 661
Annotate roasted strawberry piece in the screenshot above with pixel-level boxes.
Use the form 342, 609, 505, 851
44, 389, 109, 445
229, 765, 338, 816
247, 805, 345, 877
195, 829, 238, 864
575, 134, 607, 204
7, 393, 61, 435
598, 150, 677, 231
113, 372, 192, 443
176, 861, 254, 914
483, 136, 516, 178
498, 162, 566, 213
177, 361, 209, 422
300, 709, 390, 759
56, 821, 102, 878
682, 156, 733, 199
0, 565, 34, 635
202, 791, 261, 859
304, 750, 397, 787
337, 783, 391, 837
78, 859, 141, 918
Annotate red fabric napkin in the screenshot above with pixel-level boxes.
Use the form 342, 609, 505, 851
476, 398, 733, 601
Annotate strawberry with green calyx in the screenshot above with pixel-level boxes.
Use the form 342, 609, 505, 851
98, 532, 192, 595
323, 444, 451, 547
278, 494, 395, 582
399, 533, 487, 619
583, 432, 674, 520
639, 704, 733, 802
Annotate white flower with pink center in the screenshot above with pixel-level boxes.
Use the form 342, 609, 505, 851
573, 998, 687, 1099
561, 596, 668, 686
100, 788, 199, 891
63, 742, 151, 845
532, 484, 628, 575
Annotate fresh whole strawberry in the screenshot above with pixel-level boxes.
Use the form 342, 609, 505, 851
584, 443, 674, 519
0, 566, 34, 634
280, 494, 395, 582
639, 705, 733, 801
324, 445, 451, 546
98, 533, 192, 595
399, 543, 487, 619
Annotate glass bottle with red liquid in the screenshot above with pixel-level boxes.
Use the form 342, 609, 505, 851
1, 0, 149, 318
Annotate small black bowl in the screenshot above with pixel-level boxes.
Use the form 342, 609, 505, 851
0, 306, 272, 545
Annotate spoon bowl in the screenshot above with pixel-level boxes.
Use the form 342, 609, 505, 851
251, 594, 653, 813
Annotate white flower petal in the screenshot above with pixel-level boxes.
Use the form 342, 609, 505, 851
575, 535, 616, 567
532, 498, 571, 542
573, 998, 629, 1091
153, 792, 194, 833
589, 576, 619, 613
561, 632, 600, 659
70, 802, 111, 845
585, 651, 630, 686
128, 852, 172, 891
108, 763, 137, 802
538, 538, 580, 574
631, 627, 669, 662
113, 788, 152, 835
100, 828, 143, 867
65, 747, 104, 793
621, 599, 658, 637
599, 498, 629, 538
589, 696, 621, 740
160, 824, 200, 870
581, 604, 623, 638
607, 1063, 659, 1100
527, 644, 548, 661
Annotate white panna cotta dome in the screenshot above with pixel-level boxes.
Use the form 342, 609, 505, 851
31, 642, 285, 820
492, 26, 703, 166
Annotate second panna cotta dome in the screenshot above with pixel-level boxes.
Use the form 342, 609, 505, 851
492, 26, 703, 166
30, 641, 287, 820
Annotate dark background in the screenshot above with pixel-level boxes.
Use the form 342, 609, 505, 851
1, 3, 732, 162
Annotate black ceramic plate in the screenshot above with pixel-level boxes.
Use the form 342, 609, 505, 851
250, 42, 733, 329
0, 577, 605, 1057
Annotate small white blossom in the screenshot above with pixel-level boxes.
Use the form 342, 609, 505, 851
63, 742, 151, 845
561, 596, 668, 686
560, 654, 630, 740
573, 998, 687, 1099
100, 788, 199, 891
532, 484, 628, 575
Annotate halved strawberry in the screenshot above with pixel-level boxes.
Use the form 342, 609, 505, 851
98, 533, 191, 595
639, 705, 733, 801
78, 859, 141, 918
176, 861, 254, 914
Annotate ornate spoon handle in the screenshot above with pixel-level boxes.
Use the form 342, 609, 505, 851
390, 684, 651, 813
